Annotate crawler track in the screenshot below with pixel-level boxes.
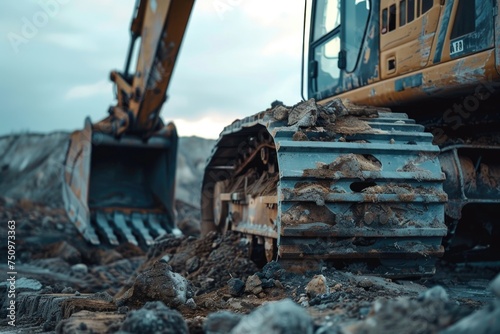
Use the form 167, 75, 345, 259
202, 100, 448, 277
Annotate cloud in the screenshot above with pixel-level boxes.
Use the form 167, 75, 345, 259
169, 116, 228, 139
162, 0, 305, 132
64, 80, 111, 100
43, 32, 99, 52
0, 0, 306, 140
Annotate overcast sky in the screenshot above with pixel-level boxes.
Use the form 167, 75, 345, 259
0, 0, 305, 139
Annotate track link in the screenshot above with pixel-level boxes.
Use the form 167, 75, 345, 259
202, 100, 447, 277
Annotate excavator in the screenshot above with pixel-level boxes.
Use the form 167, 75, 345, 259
200, 0, 500, 276
64, 0, 500, 277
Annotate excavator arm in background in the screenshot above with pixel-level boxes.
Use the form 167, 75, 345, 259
63, 0, 195, 247
96, 0, 195, 137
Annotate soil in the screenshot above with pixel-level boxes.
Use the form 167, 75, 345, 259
0, 197, 499, 334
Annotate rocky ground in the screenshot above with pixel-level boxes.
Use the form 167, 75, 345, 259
0, 198, 499, 334
1, 128, 500, 333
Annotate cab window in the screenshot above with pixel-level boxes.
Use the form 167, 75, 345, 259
310, 0, 341, 95
344, 0, 370, 72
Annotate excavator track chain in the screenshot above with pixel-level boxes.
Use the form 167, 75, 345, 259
203, 101, 447, 277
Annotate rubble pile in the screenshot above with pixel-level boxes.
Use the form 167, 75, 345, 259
1, 195, 499, 333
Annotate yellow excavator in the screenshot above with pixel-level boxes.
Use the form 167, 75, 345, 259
64, 0, 500, 277
200, 0, 500, 276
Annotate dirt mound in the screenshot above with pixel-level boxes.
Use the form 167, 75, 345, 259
137, 232, 259, 295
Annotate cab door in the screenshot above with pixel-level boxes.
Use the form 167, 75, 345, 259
308, 0, 343, 97
308, 0, 371, 98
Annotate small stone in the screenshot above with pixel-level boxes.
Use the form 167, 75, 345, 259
257, 292, 266, 299
274, 280, 284, 289
204, 311, 243, 334
186, 256, 200, 273
273, 105, 289, 121
298, 296, 308, 304
288, 99, 318, 127
419, 285, 449, 302
228, 278, 245, 297
358, 278, 374, 289
186, 298, 196, 310
118, 306, 129, 314
245, 274, 263, 295
293, 131, 308, 141
78, 322, 88, 330
326, 98, 349, 116
305, 274, 329, 298
61, 287, 74, 294
261, 278, 275, 289
204, 299, 216, 309
41, 216, 53, 228
40, 286, 53, 294
71, 263, 88, 275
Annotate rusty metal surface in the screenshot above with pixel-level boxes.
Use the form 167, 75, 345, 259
439, 144, 500, 219
306, 0, 500, 111
63, 123, 178, 247
62, 118, 98, 244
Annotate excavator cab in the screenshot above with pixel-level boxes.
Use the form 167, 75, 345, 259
62, 0, 195, 247
304, 0, 498, 106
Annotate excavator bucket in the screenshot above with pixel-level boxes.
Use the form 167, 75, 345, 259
62, 117, 178, 247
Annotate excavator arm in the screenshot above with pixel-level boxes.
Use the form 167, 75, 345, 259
63, 0, 195, 247
96, 0, 195, 136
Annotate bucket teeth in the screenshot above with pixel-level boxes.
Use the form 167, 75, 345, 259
131, 213, 154, 246
90, 211, 174, 248
95, 212, 119, 246
84, 226, 101, 246
148, 214, 168, 237
113, 211, 139, 246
